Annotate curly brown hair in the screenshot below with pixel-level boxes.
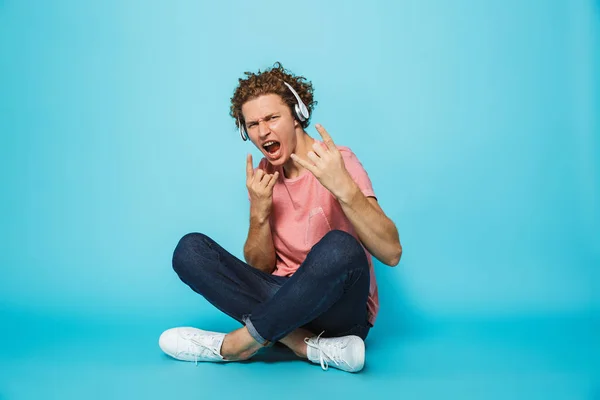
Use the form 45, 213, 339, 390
230, 62, 317, 130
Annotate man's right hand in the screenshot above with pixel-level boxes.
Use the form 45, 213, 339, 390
246, 154, 279, 220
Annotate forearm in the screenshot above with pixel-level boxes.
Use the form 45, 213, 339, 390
338, 182, 402, 266
243, 209, 276, 273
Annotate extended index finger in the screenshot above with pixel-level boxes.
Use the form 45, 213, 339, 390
315, 124, 336, 150
246, 153, 254, 179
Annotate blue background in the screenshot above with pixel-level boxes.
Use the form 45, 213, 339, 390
1, 0, 598, 399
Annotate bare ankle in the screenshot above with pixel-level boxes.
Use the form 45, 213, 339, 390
221, 327, 263, 360
280, 328, 312, 358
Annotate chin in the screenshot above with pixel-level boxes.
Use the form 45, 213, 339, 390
263, 151, 289, 167
268, 156, 288, 167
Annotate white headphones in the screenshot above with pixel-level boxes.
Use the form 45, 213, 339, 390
238, 81, 310, 141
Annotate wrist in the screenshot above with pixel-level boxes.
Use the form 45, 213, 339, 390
250, 204, 271, 224
337, 177, 360, 205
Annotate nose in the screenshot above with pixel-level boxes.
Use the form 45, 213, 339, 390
258, 120, 271, 138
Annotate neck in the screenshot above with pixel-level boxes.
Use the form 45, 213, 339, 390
283, 129, 315, 179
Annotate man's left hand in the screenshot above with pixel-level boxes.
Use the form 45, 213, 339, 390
290, 124, 356, 201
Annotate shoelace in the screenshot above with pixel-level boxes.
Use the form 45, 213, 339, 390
181, 333, 224, 366
304, 331, 347, 371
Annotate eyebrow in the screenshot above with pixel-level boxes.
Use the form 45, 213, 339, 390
246, 113, 278, 125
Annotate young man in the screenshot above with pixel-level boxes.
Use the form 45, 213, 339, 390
159, 63, 402, 373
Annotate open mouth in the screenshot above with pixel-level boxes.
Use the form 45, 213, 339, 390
263, 140, 282, 158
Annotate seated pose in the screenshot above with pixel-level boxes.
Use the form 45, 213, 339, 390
159, 62, 402, 373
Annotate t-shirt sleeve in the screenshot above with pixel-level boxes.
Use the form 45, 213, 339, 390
342, 149, 376, 199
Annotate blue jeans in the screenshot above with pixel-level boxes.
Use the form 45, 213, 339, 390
172, 229, 372, 345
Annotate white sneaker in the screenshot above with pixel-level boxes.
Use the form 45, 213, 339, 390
159, 327, 228, 364
305, 332, 365, 372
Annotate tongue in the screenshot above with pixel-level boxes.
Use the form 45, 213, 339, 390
267, 142, 281, 154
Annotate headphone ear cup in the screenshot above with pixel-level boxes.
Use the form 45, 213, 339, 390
238, 118, 248, 141
240, 127, 248, 141
298, 102, 309, 120
294, 104, 306, 122
284, 81, 309, 122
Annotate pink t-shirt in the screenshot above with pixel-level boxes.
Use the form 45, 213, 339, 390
255, 146, 380, 325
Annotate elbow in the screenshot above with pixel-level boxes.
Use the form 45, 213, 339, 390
387, 244, 402, 267
262, 260, 277, 274
244, 248, 276, 274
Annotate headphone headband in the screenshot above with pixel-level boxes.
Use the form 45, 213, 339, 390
283, 82, 310, 122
